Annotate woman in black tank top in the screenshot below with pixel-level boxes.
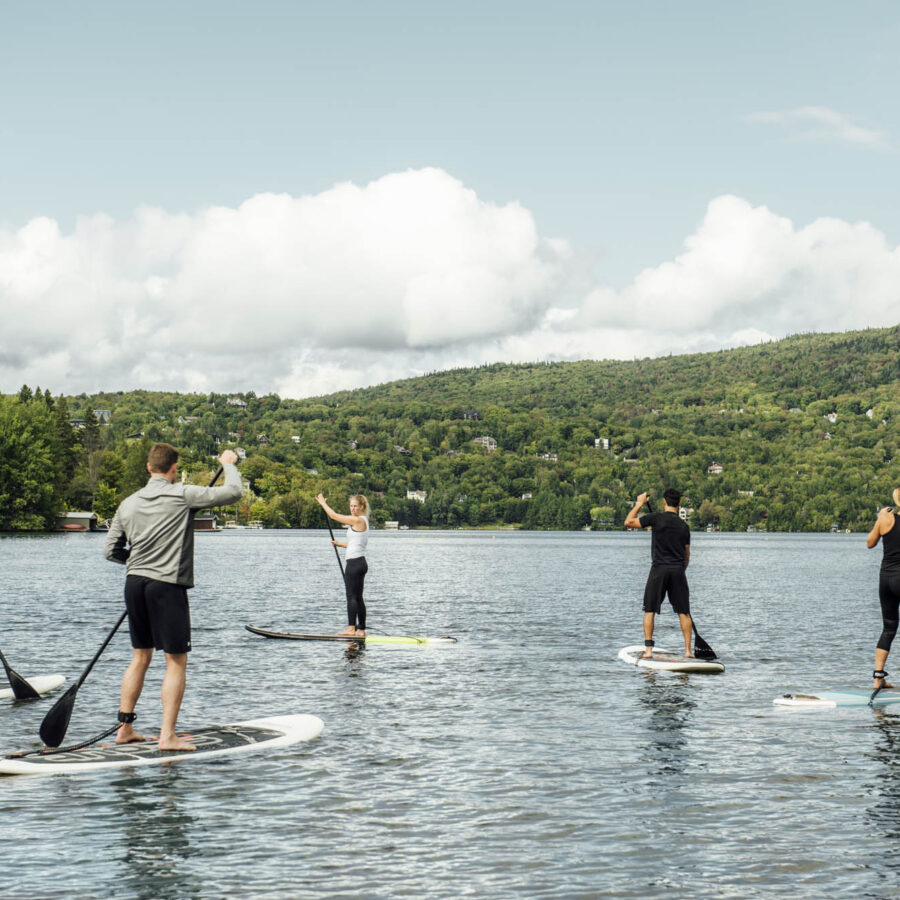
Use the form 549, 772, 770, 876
866, 487, 900, 691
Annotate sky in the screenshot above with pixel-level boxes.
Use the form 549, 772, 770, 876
1, 0, 899, 398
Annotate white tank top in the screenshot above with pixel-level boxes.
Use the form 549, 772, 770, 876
345, 516, 369, 560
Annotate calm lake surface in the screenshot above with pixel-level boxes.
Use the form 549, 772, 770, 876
1, 529, 898, 898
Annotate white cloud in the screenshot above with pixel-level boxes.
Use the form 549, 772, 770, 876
744, 106, 889, 150
0, 168, 568, 395
2, 172, 899, 399
570, 194, 900, 343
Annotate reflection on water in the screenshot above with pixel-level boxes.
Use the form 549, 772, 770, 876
866, 710, 900, 838
637, 673, 696, 778
342, 642, 366, 665
111, 770, 203, 900
862, 710, 900, 899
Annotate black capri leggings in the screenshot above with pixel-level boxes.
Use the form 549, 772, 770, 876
345, 556, 368, 630
877, 573, 900, 652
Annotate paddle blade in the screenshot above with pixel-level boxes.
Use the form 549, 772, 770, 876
6, 671, 41, 701
0, 650, 40, 700
692, 628, 717, 661
39, 683, 79, 747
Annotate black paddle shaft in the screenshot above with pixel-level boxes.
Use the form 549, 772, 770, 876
324, 510, 345, 578
0, 647, 40, 700
39, 465, 225, 747
642, 496, 717, 661
39, 609, 129, 747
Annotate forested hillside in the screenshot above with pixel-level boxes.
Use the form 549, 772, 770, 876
3, 325, 899, 532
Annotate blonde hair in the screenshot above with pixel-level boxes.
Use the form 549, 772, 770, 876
893, 488, 900, 508
350, 494, 369, 514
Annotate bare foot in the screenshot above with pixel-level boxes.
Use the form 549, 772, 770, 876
640, 650, 653, 659
116, 724, 147, 744
355, 629, 366, 638
337, 626, 356, 636
158, 734, 197, 752
684, 653, 695, 659
873, 678, 895, 690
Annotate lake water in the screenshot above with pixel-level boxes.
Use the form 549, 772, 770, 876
1, 529, 898, 899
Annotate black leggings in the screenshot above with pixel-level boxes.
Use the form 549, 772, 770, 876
877, 573, 900, 652
345, 557, 368, 630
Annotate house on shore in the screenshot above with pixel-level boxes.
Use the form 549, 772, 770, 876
56, 511, 99, 532
194, 513, 221, 532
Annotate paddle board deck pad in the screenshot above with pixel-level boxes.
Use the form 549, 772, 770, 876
773, 689, 900, 709
618, 645, 725, 674
0, 714, 323, 776
0, 674, 65, 701
245, 624, 457, 645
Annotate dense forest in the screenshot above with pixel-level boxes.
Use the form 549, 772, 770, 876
2, 325, 899, 533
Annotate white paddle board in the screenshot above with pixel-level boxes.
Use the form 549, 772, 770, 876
0, 674, 65, 701
0, 714, 323, 776
245, 624, 457, 645
618, 645, 725, 674
774, 689, 900, 709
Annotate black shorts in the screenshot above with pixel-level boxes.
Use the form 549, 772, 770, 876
642, 566, 690, 615
125, 575, 192, 654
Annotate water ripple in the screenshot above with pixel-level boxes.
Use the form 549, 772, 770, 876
1, 530, 898, 898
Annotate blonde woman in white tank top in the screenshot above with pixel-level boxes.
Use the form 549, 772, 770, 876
316, 493, 370, 637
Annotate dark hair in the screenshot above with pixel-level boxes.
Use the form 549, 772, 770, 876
663, 488, 681, 507
148, 442, 179, 474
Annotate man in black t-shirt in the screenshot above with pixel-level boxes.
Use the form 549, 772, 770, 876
624, 488, 693, 659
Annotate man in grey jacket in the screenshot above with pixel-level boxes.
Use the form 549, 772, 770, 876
105, 443, 242, 750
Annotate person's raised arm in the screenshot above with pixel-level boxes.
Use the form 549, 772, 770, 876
867, 507, 894, 548
624, 492, 649, 529
316, 493, 365, 529
184, 450, 242, 509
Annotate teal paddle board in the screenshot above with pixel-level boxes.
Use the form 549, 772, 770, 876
774, 689, 900, 709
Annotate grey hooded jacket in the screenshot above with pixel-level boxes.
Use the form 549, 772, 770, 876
104, 464, 243, 587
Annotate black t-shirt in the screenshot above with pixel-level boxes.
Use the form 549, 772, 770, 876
639, 511, 690, 567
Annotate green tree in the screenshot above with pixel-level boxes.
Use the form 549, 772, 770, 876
121, 436, 153, 495
94, 483, 120, 521
0, 395, 60, 530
